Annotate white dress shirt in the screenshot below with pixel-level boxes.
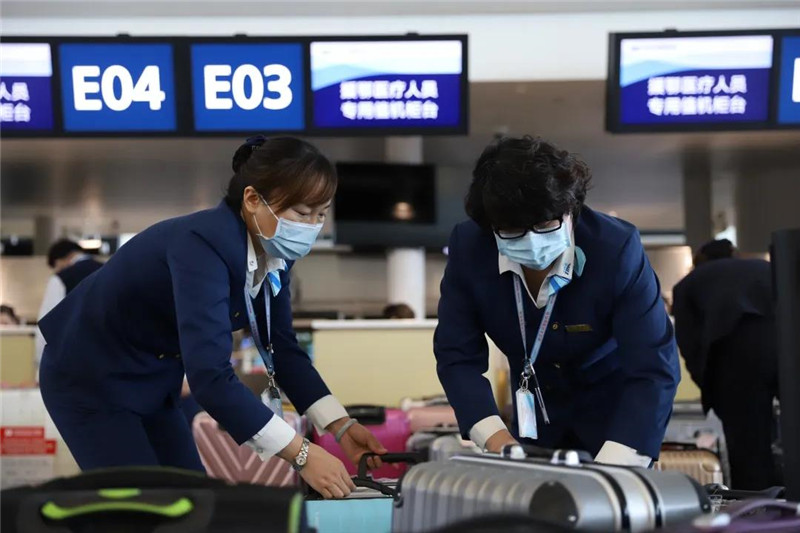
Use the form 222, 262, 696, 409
243, 235, 348, 460
469, 227, 651, 467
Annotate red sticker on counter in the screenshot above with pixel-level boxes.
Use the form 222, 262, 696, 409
0, 426, 56, 455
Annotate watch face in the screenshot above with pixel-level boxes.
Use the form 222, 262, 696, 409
296, 455, 307, 467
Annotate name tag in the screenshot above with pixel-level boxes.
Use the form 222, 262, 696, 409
565, 324, 593, 333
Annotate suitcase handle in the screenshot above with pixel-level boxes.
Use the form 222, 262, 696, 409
500, 444, 594, 465
40, 490, 194, 521
692, 499, 800, 530
345, 405, 386, 425
357, 452, 424, 481
352, 478, 398, 498
705, 484, 786, 500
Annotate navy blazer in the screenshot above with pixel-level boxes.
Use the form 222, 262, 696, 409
434, 207, 679, 459
39, 201, 330, 445
672, 258, 774, 388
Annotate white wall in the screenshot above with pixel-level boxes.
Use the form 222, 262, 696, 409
4, 10, 799, 81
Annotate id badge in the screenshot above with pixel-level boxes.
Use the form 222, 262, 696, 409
516, 388, 538, 440
262, 387, 284, 419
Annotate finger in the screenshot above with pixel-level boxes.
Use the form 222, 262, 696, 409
333, 477, 351, 498
320, 487, 334, 500
373, 455, 384, 469
329, 484, 345, 499
366, 456, 376, 470
344, 472, 357, 491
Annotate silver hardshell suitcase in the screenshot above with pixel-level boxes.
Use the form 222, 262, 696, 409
392, 446, 711, 532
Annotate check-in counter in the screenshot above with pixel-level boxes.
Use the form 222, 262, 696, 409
0, 326, 37, 388
307, 318, 700, 407
310, 319, 445, 407
309, 319, 509, 408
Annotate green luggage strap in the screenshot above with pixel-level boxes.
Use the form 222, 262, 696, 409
40, 487, 193, 520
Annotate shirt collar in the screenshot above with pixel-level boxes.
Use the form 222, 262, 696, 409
70, 253, 90, 266
246, 234, 286, 298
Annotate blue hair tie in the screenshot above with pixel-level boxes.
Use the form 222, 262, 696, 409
245, 134, 267, 149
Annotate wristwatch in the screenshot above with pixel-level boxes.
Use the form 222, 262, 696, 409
292, 438, 310, 472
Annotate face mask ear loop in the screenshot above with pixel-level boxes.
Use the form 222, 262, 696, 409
253, 195, 280, 239
260, 195, 280, 222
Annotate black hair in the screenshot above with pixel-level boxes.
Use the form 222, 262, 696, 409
47, 239, 83, 268
694, 239, 735, 266
225, 135, 337, 212
382, 303, 416, 319
465, 136, 592, 231
0, 305, 21, 325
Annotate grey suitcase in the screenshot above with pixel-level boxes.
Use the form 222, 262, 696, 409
429, 434, 480, 462
392, 445, 711, 532
406, 428, 480, 462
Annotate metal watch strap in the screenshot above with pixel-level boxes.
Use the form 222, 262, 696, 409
293, 438, 310, 472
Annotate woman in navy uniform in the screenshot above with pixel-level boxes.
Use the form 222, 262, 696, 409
435, 136, 679, 466
39, 136, 386, 499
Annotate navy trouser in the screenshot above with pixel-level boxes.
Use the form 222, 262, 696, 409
40, 352, 205, 473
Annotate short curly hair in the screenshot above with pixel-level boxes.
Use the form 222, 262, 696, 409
465, 136, 592, 231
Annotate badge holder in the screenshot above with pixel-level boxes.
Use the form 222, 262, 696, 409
262, 345, 284, 419
516, 363, 550, 440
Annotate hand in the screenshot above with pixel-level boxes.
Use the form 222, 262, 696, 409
279, 435, 355, 499
484, 429, 519, 453
332, 420, 388, 470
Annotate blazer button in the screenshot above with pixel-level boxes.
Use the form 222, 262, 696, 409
234, 312, 241, 318
158, 354, 165, 359
553, 362, 561, 369
174, 354, 181, 359
551, 322, 560, 331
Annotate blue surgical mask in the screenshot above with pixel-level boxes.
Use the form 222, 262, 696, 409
495, 219, 571, 271
253, 199, 323, 261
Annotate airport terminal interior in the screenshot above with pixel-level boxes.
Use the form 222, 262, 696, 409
1, 1, 800, 532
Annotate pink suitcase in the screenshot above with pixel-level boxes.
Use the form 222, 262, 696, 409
312, 405, 411, 479
192, 411, 306, 487
406, 405, 458, 433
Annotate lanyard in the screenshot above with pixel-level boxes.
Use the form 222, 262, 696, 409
513, 275, 555, 424
243, 284, 276, 389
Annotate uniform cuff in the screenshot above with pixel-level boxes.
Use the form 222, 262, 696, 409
245, 415, 297, 460
594, 440, 652, 467
306, 395, 348, 435
469, 415, 507, 450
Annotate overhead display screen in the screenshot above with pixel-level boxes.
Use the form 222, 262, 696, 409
616, 35, 773, 126
59, 43, 177, 132
309, 39, 466, 133
190, 43, 305, 132
777, 36, 800, 125
0, 43, 55, 131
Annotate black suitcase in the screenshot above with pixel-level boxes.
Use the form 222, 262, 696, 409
1, 466, 306, 533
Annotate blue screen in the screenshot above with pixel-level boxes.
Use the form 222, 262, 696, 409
0, 43, 54, 131
778, 36, 800, 125
618, 35, 773, 125
310, 40, 463, 130
59, 43, 177, 132
191, 43, 305, 132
